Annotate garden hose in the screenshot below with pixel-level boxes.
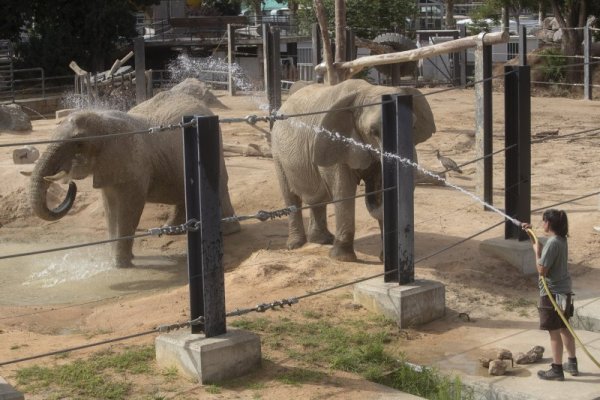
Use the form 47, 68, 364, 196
524, 228, 600, 369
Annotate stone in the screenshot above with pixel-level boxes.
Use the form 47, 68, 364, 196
12, 145, 39, 164
488, 360, 507, 376
0, 104, 32, 131
0, 376, 24, 400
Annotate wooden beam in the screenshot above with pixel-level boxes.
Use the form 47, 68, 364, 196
316, 31, 509, 77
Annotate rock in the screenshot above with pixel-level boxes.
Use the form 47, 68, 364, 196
12, 146, 39, 164
543, 17, 554, 30
516, 345, 544, 364
479, 357, 492, 368
553, 29, 563, 43
496, 349, 513, 361
489, 360, 507, 376
550, 18, 560, 31
0, 104, 32, 131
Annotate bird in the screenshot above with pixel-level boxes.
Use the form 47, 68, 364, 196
435, 149, 463, 174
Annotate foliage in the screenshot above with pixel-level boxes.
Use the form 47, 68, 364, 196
189, 0, 243, 15
0, 0, 160, 76
16, 346, 155, 400
295, 0, 417, 40
537, 47, 567, 82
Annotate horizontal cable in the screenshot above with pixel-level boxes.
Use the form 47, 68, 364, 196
0, 120, 196, 149
532, 126, 600, 143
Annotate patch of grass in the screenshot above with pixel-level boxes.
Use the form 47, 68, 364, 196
302, 310, 322, 319
248, 382, 266, 390
377, 363, 474, 400
537, 47, 567, 82
10, 344, 28, 350
16, 345, 155, 400
205, 384, 221, 394
277, 368, 325, 386
238, 314, 471, 399
161, 366, 179, 383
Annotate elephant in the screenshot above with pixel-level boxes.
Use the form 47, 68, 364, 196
30, 81, 239, 268
271, 79, 436, 262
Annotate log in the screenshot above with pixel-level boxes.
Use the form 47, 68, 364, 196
316, 31, 509, 76
69, 61, 88, 76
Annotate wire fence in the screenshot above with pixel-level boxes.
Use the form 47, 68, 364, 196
1, 69, 598, 369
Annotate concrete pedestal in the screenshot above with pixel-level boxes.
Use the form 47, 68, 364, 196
571, 299, 600, 332
479, 236, 546, 275
0, 377, 24, 400
353, 279, 445, 328
155, 328, 261, 384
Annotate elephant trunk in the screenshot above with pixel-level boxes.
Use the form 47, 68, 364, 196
29, 142, 78, 221
362, 162, 383, 221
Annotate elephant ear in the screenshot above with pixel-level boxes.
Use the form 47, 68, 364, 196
77, 112, 142, 188
313, 93, 374, 170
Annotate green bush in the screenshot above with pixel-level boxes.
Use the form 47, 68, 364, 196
537, 48, 567, 82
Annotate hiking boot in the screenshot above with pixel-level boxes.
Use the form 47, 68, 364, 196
537, 364, 564, 381
563, 360, 579, 376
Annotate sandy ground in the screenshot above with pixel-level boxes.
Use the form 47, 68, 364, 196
0, 85, 599, 399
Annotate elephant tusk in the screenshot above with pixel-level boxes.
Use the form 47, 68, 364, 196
20, 170, 33, 177
44, 170, 70, 183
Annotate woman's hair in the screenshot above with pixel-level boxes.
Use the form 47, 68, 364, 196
543, 209, 569, 237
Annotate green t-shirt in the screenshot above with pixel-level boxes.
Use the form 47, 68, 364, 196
538, 235, 571, 296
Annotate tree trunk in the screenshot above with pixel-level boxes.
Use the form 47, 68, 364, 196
549, 0, 583, 82
445, 0, 455, 29
314, 0, 337, 85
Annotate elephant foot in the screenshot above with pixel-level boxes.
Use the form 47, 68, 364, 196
287, 235, 307, 250
329, 241, 357, 262
307, 229, 334, 245
221, 220, 241, 236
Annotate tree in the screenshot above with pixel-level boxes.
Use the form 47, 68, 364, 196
296, 0, 416, 40
0, 0, 160, 76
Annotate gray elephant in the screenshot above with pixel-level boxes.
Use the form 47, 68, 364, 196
30, 83, 239, 268
271, 79, 436, 262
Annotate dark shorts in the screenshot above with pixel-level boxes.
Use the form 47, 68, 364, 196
538, 294, 574, 331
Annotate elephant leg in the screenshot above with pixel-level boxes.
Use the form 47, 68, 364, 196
307, 205, 334, 244
218, 153, 241, 236
274, 160, 306, 249
328, 169, 357, 262
166, 203, 186, 226
103, 186, 145, 268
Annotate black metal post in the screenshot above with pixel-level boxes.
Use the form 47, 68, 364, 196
519, 25, 527, 66
451, 30, 460, 86
182, 115, 226, 337
483, 43, 493, 208
584, 24, 592, 100
263, 24, 281, 129
504, 66, 531, 240
345, 28, 355, 61
134, 37, 146, 104
459, 25, 467, 87
227, 24, 236, 96
382, 94, 415, 284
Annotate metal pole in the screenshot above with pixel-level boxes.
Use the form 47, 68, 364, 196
452, 30, 460, 86
516, 65, 531, 241
382, 94, 415, 284
182, 115, 227, 337
227, 24, 236, 96
475, 35, 493, 209
134, 37, 146, 104
584, 23, 592, 100
519, 25, 527, 66
504, 66, 519, 239
459, 25, 467, 87
504, 65, 531, 240
270, 26, 282, 116
262, 23, 271, 95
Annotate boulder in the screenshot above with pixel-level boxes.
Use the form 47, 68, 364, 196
488, 360, 507, 376
0, 104, 32, 131
12, 146, 39, 164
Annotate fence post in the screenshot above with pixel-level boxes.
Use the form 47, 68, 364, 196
459, 25, 467, 87
263, 24, 281, 127
584, 23, 592, 100
475, 34, 493, 209
382, 94, 415, 284
182, 115, 226, 337
228, 24, 236, 96
504, 65, 531, 240
519, 25, 527, 66
134, 37, 147, 104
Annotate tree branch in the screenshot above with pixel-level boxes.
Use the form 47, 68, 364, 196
313, 0, 337, 84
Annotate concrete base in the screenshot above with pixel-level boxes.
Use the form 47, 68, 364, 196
155, 328, 261, 384
0, 377, 24, 400
353, 279, 445, 329
479, 236, 547, 275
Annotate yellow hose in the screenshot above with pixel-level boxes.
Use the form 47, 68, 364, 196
524, 228, 600, 369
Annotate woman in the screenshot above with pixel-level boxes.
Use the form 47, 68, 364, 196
523, 209, 577, 381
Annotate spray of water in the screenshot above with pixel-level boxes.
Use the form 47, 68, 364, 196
23, 247, 114, 288
168, 54, 269, 111
284, 118, 521, 227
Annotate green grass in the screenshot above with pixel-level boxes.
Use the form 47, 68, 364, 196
501, 297, 534, 316
231, 315, 471, 399
205, 384, 221, 394
16, 345, 155, 400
